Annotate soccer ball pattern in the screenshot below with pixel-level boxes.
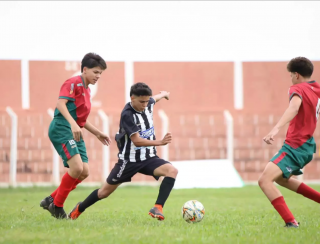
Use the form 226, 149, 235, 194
181, 200, 205, 223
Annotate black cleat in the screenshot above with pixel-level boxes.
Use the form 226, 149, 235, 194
48, 202, 67, 219
40, 196, 53, 210
285, 222, 299, 228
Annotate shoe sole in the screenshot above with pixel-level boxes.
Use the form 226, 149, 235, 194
148, 212, 164, 221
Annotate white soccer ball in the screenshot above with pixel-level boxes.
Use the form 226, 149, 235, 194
181, 200, 205, 223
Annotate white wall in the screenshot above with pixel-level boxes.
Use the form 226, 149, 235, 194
0, 1, 319, 61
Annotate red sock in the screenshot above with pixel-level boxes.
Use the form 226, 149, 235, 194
271, 196, 295, 223
50, 188, 59, 199
53, 173, 77, 207
51, 175, 82, 199
72, 179, 82, 191
297, 183, 320, 203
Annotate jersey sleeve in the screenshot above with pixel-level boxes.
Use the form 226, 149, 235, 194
122, 112, 140, 137
289, 86, 302, 101
148, 97, 156, 106
58, 81, 76, 101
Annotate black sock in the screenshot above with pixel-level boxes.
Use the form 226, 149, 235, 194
78, 189, 101, 212
155, 177, 176, 207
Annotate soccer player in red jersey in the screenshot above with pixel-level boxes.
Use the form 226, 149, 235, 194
260, 57, 320, 228
40, 53, 111, 219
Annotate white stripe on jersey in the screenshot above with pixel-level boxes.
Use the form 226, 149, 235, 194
118, 133, 128, 160
145, 104, 156, 157
136, 113, 147, 161
129, 114, 138, 162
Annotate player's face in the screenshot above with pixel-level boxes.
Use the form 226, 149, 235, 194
131, 95, 151, 112
83, 66, 103, 85
290, 72, 299, 84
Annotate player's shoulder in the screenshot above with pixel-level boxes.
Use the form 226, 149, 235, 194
64, 76, 82, 85
289, 82, 307, 93
148, 97, 156, 106
121, 103, 134, 118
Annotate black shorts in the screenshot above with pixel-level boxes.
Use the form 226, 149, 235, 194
106, 156, 170, 185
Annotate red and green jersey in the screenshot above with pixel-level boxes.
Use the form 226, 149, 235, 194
54, 75, 91, 128
286, 81, 320, 148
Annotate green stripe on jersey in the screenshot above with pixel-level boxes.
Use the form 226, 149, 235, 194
59, 96, 75, 101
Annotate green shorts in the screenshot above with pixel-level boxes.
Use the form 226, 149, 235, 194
48, 119, 88, 168
270, 137, 316, 178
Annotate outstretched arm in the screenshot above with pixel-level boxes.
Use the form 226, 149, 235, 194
84, 120, 111, 146
130, 132, 172, 147
152, 91, 170, 103
263, 95, 302, 145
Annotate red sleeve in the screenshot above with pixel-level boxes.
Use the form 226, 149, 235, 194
58, 81, 76, 101
288, 86, 302, 101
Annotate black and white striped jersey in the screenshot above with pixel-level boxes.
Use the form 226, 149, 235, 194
115, 98, 157, 162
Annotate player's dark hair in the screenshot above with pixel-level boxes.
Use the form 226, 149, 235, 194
130, 83, 152, 97
287, 57, 313, 78
81, 53, 107, 72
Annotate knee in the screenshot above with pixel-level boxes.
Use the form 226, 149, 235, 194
71, 164, 84, 177
258, 175, 273, 189
166, 166, 178, 178
78, 168, 89, 181
258, 176, 266, 189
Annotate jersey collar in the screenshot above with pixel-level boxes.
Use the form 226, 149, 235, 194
129, 102, 144, 114
80, 75, 87, 88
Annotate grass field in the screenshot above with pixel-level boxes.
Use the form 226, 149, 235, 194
1, 185, 320, 244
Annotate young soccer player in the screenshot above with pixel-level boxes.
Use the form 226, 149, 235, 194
259, 57, 320, 228
68, 82, 178, 221
40, 53, 111, 219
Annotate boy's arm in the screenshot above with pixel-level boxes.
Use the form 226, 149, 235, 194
84, 120, 111, 145
130, 132, 171, 147
152, 91, 170, 103
263, 95, 302, 144
56, 99, 83, 142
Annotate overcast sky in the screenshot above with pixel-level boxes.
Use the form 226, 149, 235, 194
0, 1, 319, 61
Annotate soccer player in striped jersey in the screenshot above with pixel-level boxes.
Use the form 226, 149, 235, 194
40, 53, 111, 219
260, 57, 320, 228
68, 83, 178, 221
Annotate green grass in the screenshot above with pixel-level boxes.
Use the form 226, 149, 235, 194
1, 185, 320, 244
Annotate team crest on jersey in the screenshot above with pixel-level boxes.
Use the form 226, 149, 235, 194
70, 83, 74, 94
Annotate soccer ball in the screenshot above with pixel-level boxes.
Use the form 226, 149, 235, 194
181, 200, 205, 223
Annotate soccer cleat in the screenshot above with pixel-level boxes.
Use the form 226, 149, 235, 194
148, 206, 165, 221
40, 196, 53, 210
68, 202, 83, 220
48, 202, 67, 219
284, 221, 300, 228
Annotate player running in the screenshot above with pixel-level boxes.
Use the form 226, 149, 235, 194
40, 53, 111, 219
68, 82, 178, 221
259, 57, 320, 228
